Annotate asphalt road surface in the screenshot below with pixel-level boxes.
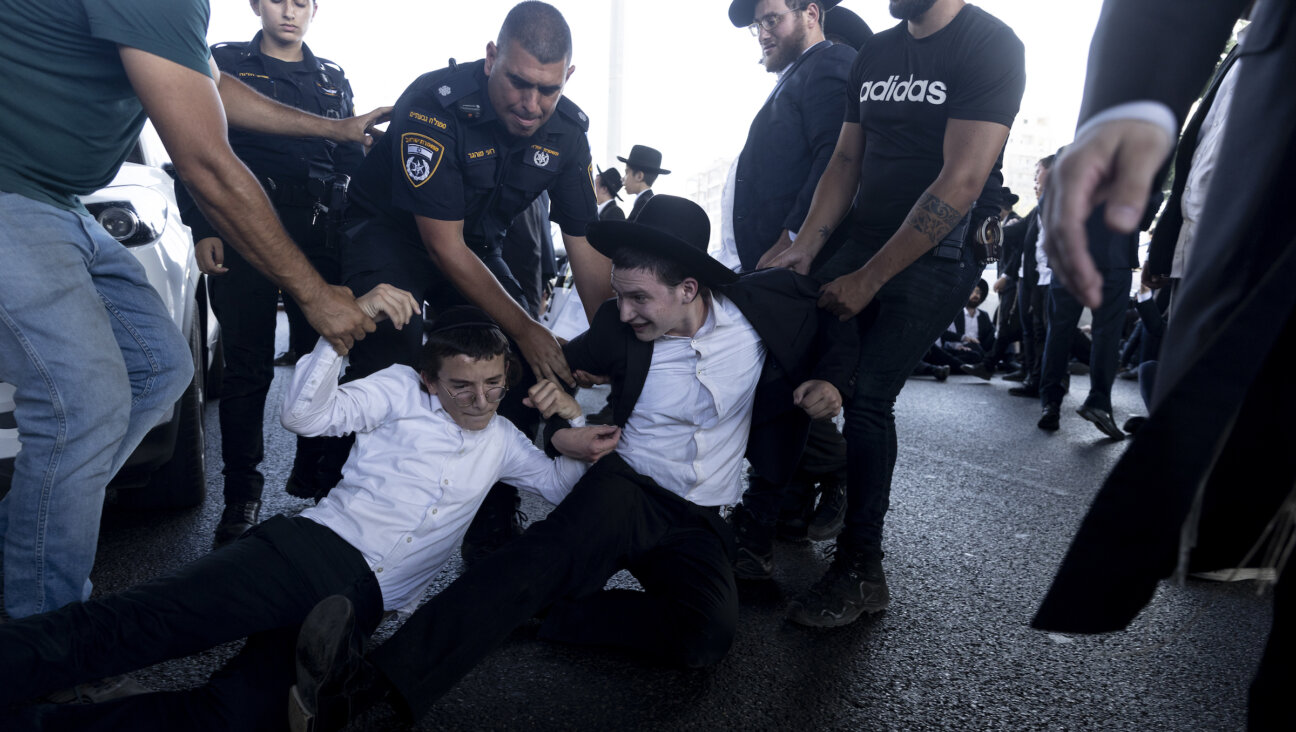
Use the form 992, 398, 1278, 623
62, 323, 1275, 730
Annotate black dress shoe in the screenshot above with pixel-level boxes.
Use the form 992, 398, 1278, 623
1077, 404, 1125, 440
213, 500, 261, 549
1002, 369, 1027, 382
934, 365, 950, 382
960, 363, 993, 380
1008, 381, 1040, 398
1037, 404, 1061, 431
1122, 415, 1147, 434
289, 596, 390, 732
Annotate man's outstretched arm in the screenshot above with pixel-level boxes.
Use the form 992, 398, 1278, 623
120, 47, 373, 354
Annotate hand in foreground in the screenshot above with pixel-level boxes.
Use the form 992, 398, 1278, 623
524, 379, 581, 420
516, 322, 575, 388
301, 284, 376, 356
1044, 119, 1174, 309
573, 369, 610, 388
993, 275, 1008, 294
356, 283, 420, 329
793, 379, 842, 420
341, 106, 393, 150
552, 425, 622, 463
195, 237, 228, 275
759, 243, 814, 274
818, 270, 878, 321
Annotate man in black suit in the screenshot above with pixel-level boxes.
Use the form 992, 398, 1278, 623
726, 0, 862, 272
1034, 1, 1294, 725
594, 166, 626, 221
618, 145, 670, 220
1001, 156, 1053, 394
286, 196, 858, 732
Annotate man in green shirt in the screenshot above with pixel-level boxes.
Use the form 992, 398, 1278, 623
0, 0, 388, 621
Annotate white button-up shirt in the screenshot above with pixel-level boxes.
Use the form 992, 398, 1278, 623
282, 339, 588, 612
616, 293, 766, 507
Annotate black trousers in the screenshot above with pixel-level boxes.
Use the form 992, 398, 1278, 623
209, 205, 340, 503
0, 516, 381, 731
1017, 281, 1049, 384
370, 454, 739, 721
986, 278, 1020, 367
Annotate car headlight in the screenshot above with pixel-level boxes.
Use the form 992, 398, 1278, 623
85, 186, 169, 247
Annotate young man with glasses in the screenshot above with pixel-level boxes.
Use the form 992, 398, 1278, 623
0, 296, 619, 731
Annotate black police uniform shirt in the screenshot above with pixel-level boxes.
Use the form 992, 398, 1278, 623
846, 4, 1025, 244
347, 58, 597, 257
178, 32, 364, 241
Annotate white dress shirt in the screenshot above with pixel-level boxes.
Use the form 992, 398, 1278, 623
962, 308, 980, 343
616, 293, 766, 507
281, 339, 588, 612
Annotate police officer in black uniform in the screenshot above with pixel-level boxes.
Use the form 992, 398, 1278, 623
339, 2, 610, 561
176, 0, 364, 547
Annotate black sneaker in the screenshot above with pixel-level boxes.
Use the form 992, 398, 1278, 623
806, 476, 847, 542
788, 549, 889, 627
213, 500, 261, 549
461, 487, 526, 568
775, 480, 817, 543
289, 596, 387, 732
729, 504, 775, 581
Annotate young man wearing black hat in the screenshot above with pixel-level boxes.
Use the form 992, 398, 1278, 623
286, 195, 858, 732
594, 166, 626, 221
618, 144, 670, 221
0, 292, 618, 729
762, 0, 1025, 627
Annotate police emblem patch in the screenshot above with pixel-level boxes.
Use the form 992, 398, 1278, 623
533, 150, 551, 167
578, 111, 588, 123
402, 132, 445, 188
438, 85, 452, 96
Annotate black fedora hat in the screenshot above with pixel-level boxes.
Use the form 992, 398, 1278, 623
729, 0, 841, 28
587, 195, 738, 287
616, 145, 671, 175
824, 5, 873, 50
596, 165, 624, 201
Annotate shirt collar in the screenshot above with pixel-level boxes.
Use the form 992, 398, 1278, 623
246, 30, 320, 69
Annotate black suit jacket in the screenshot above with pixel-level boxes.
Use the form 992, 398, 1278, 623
598, 202, 626, 221
942, 309, 995, 354
732, 41, 855, 272
627, 189, 654, 221
1035, 0, 1296, 636
555, 269, 859, 486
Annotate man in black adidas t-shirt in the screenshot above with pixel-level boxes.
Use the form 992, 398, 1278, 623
763, 0, 1024, 627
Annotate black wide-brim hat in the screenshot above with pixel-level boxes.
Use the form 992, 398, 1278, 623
587, 195, 738, 287
824, 5, 873, 50
728, 0, 841, 27
596, 165, 623, 201
616, 145, 671, 175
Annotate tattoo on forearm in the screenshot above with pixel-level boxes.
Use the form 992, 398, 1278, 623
818, 225, 832, 243
906, 192, 964, 246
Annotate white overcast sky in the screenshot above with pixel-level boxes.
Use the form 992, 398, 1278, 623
208, 0, 1102, 186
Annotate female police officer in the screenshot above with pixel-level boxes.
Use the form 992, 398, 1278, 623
177, 0, 365, 546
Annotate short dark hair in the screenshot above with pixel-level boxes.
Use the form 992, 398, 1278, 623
627, 165, 659, 188
1038, 154, 1056, 170
497, 1, 573, 65
612, 248, 690, 288
418, 323, 520, 393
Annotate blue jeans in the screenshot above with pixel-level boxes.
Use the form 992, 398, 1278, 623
1040, 271, 1131, 412
0, 192, 191, 618
817, 239, 982, 555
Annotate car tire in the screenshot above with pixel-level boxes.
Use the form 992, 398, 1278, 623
124, 321, 207, 510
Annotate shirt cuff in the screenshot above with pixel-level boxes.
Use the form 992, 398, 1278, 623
1137, 289, 1153, 303
1076, 102, 1178, 146
567, 415, 587, 428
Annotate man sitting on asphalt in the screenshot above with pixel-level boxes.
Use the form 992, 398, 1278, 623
0, 294, 619, 731
286, 195, 858, 732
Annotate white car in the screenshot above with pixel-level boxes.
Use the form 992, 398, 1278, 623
0, 124, 221, 509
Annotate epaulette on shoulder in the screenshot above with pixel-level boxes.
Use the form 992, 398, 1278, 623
556, 96, 590, 132
430, 61, 484, 111
210, 41, 250, 59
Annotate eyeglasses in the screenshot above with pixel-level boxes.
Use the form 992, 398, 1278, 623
748, 8, 800, 35
437, 381, 508, 407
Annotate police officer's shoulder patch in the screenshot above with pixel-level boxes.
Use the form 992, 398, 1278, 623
523, 143, 562, 172
402, 132, 445, 188
555, 96, 590, 132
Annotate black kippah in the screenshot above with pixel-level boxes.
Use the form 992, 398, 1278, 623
427, 306, 501, 334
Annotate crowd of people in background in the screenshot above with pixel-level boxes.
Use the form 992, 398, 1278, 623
0, 0, 1289, 730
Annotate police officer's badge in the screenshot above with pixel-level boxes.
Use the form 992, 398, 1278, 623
533, 149, 550, 168
438, 85, 452, 97
402, 132, 445, 188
